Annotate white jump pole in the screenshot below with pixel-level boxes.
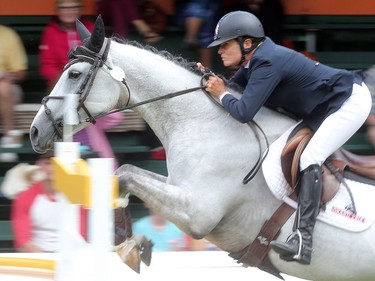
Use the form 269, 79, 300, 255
63, 93, 80, 142
88, 158, 114, 281
54, 141, 85, 281
54, 94, 115, 281
54, 154, 115, 281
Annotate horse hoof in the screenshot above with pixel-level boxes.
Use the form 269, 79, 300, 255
115, 239, 141, 273
136, 235, 154, 266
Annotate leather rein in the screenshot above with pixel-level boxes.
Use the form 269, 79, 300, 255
40, 39, 269, 184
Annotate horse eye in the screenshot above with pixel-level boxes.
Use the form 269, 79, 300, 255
69, 71, 81, 79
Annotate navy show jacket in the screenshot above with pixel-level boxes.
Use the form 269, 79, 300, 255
223, 37, 363, 131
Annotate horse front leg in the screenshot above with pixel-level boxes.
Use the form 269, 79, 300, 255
115, 164, 221, 238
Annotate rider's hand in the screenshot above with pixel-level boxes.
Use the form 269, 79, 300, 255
205, 75, 227, 99
196, 63, 205, 73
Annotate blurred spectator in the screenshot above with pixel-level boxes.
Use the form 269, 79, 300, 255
0, 24, 27, 148
139, 0, 168, 35
219, 0, 285, 46
133, 204, 186, 251
132, 203, 218, 252
39, 0, 94, 90
176, 0, 219, 68
8, 152, 87, 252
96, 0, 163, 44
39, 0, 124, 168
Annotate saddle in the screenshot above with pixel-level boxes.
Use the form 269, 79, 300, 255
230, 124, 375, 280
281, 123, 375, 205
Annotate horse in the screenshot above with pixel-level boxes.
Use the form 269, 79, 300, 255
29, 16, 375, 281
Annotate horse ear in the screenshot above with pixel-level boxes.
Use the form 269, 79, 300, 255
86, 15, 106, 53
76, 18, 91, 42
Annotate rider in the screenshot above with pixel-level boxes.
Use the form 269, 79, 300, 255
201, 11, 371, 265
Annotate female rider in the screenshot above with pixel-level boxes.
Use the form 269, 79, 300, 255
200, 11, 371, 265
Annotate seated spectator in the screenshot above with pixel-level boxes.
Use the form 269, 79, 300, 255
0, 24, 27, 148
176, 0, 219, 68
39, 0, 94, 90
8, 151, 87, 252
133, 203, 186, 251
132, 203, 218, 252
97, 0, 163, 44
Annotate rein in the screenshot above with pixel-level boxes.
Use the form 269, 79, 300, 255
93, 85, 206, 121
199, 73, 270, 184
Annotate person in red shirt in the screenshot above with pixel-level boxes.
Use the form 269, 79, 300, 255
39, 0, 94, 90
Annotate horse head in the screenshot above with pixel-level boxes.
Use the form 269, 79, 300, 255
30, 16, 127, 153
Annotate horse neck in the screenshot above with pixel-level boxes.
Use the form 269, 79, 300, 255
112, 42, 220, 143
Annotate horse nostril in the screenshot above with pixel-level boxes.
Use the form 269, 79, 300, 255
30, 126, 39, 146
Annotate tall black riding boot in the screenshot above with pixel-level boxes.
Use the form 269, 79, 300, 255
270, 164, 322, 265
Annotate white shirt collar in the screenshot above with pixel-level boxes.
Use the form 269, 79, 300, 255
244, 60, 250, 69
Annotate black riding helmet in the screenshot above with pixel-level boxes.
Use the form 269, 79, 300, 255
208, 11, 265, 64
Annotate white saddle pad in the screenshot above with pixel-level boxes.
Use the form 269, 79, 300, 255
262, 124, 375, 232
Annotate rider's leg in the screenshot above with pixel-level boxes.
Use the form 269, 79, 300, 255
270, 164, 322, 264
270, 82, 371, 264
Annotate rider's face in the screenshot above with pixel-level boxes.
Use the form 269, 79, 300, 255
218, 40, 242, 67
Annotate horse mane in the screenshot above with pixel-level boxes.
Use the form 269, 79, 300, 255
110, 37, 248, 97
110, 37, 203, 75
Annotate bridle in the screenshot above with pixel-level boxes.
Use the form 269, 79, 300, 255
41, 38, 112, 138
41, 38, 205, 139
41, 38, 268, 184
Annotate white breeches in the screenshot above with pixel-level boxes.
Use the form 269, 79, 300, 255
300, 82, 372, 170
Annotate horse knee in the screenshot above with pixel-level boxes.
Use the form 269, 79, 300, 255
189, 230, 206, 240
114, 163, 133, 176
187, 217, 217, 239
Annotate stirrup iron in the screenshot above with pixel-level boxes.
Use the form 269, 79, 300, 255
287, 229, 303, 261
